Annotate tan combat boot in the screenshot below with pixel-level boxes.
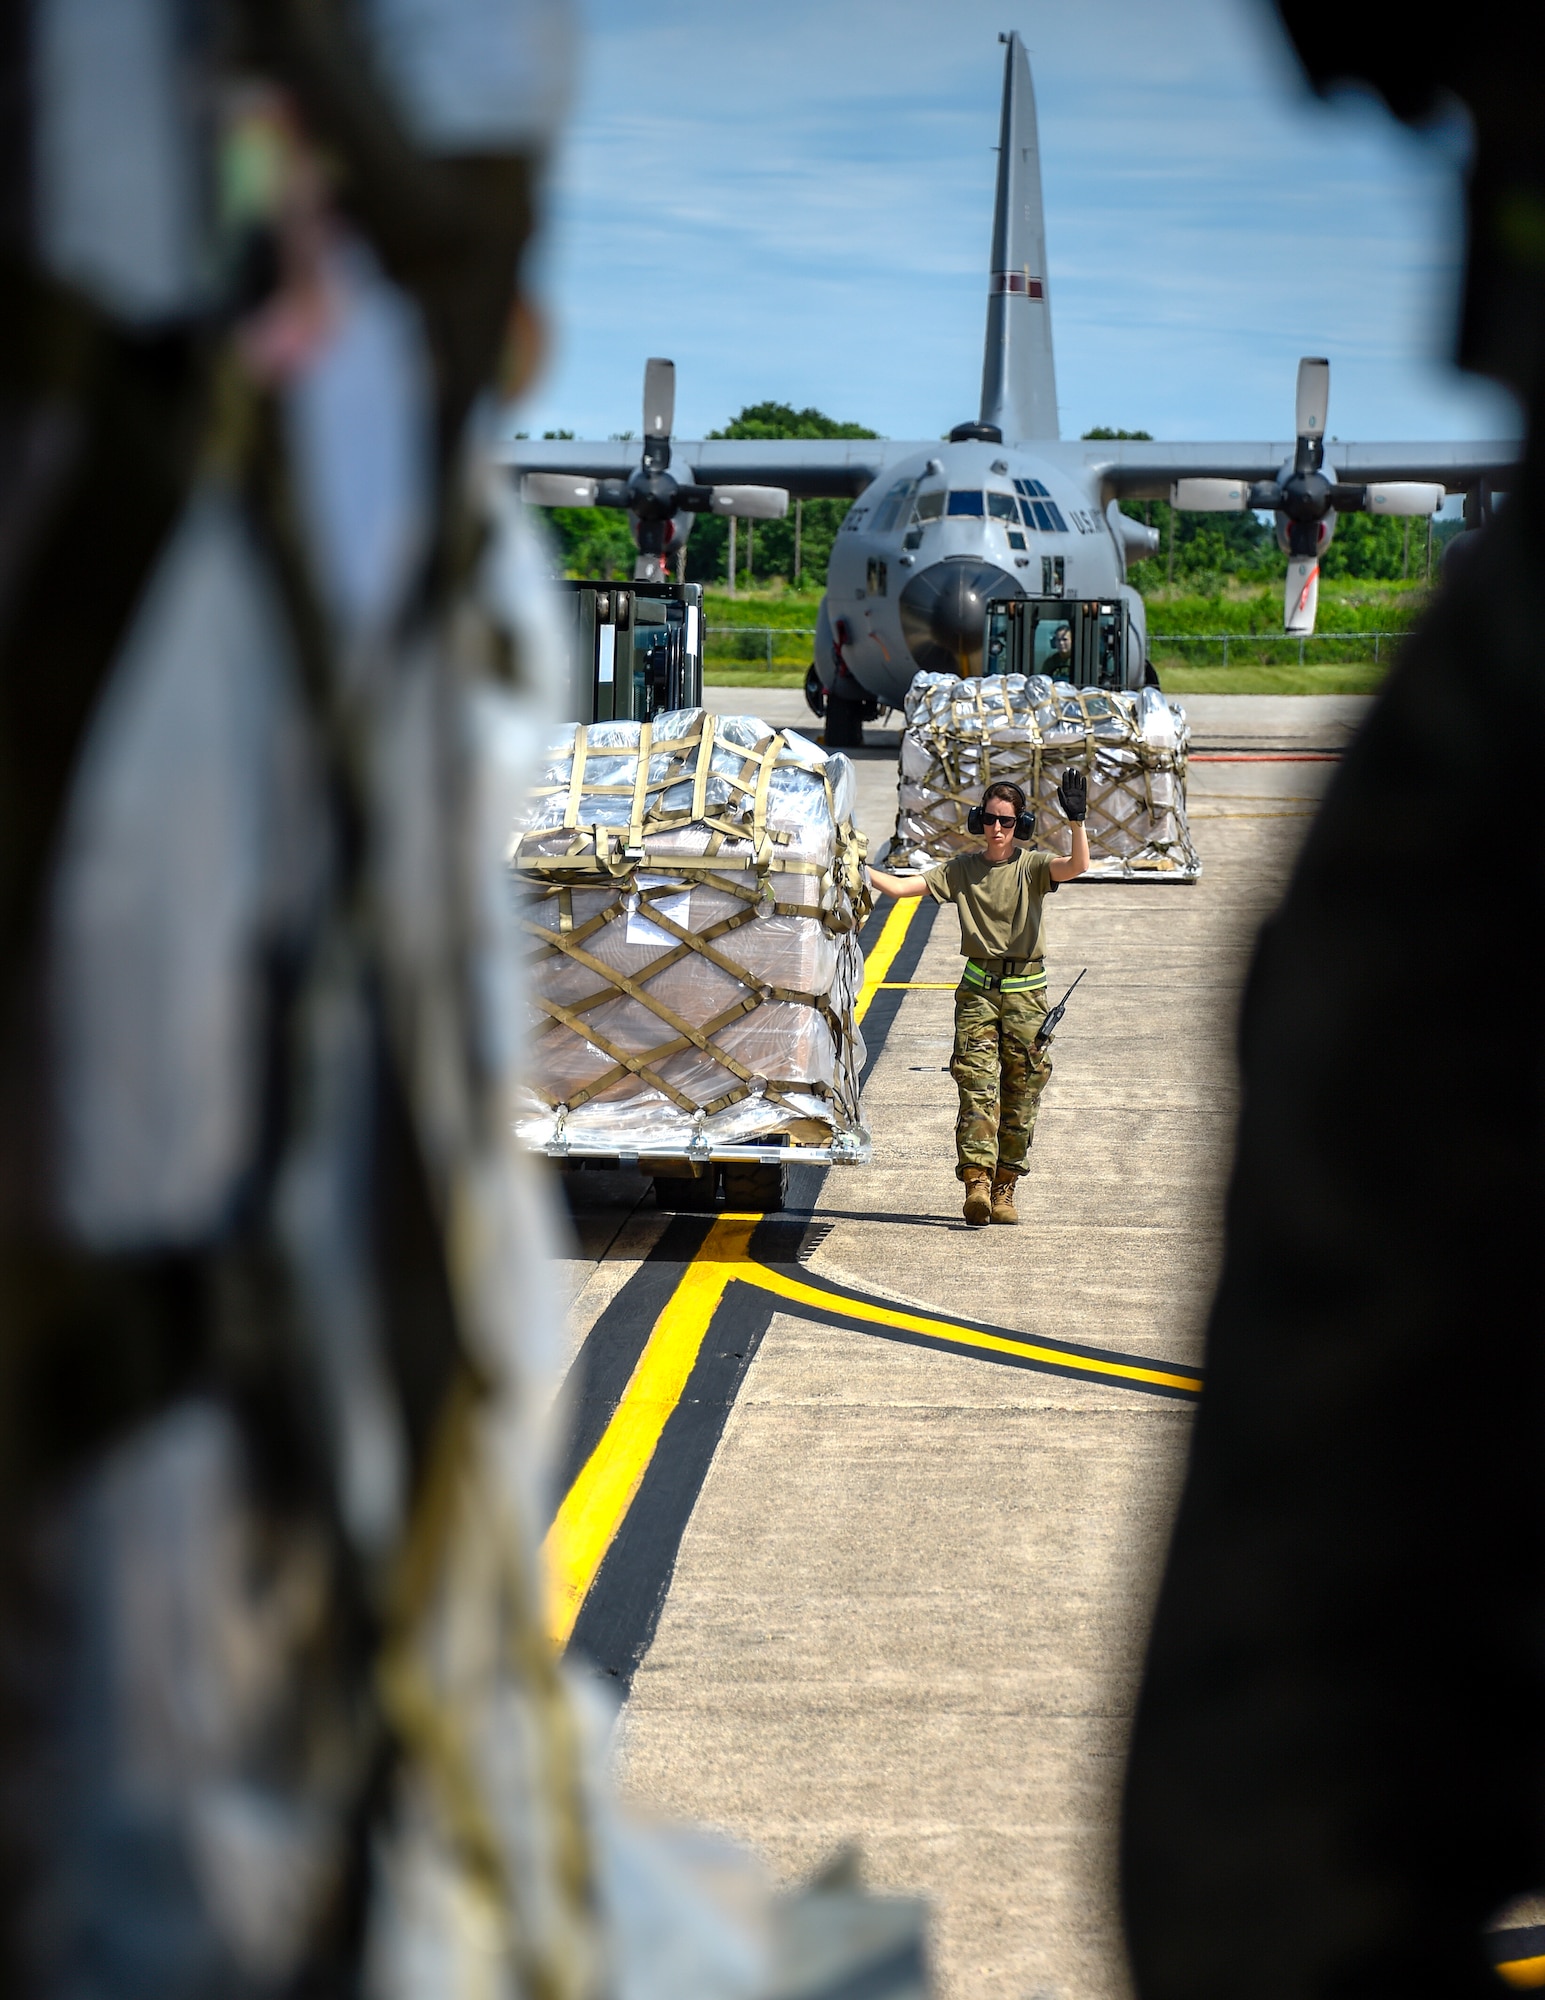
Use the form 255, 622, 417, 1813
990, 1171, 1019, 1225
962, 1169, 993, 1228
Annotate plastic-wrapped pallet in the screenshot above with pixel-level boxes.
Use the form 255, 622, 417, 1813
510, 709, 872, 1157
891, 672, 1201, 880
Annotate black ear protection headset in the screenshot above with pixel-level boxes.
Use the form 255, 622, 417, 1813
967, 783, 1035, 842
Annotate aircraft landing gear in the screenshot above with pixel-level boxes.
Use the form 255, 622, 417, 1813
823, 694, 866, 749
819, 639, 881, 751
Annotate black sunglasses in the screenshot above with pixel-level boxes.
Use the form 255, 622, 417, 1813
981, 812, 1018, 829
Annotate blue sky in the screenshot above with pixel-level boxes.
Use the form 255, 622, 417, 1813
514, 0, 1520, 458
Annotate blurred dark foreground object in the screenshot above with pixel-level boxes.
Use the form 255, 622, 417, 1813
0, 10, 935, 2000
0, 3, 587, 1994
1122, 10, 1545, 1996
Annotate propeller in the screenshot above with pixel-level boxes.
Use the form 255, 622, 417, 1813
522, 358, 789, 581
1169, 357, 1445, 634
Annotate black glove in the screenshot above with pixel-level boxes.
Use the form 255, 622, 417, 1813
1056, 768, 1088, 823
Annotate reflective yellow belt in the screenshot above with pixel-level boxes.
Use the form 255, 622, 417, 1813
961, 958, 1047, 994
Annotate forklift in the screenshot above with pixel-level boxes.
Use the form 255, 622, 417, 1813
555, 579, 703, 722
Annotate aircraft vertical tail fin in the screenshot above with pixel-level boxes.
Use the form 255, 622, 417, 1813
979, 32, 1059, 442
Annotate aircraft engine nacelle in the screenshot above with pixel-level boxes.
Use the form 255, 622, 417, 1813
1276, 508, 1334, 557
628, 498, 698, 565
1170, 479, 1250, 511
1107, 502, 1160, 568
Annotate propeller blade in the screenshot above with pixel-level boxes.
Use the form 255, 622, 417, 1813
643, 358, 675, 442
522, 473, 599, 507
1295, 357, 1330, 441
1171, 478, 1249, 512
708, 485, 790, 520
1363, 481, 1445, 516
1284, 556, 1320, 635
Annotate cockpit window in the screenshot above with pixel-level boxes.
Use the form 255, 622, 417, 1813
912, 491, 945, 523
872, 475, 921, 533
1019, 496, 1069, 534
987, 492, 1018, 521
946, 491, 984, 516
1010, 479, 1070, 532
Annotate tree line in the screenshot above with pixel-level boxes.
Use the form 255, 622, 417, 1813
528, 402, 875, 587
531, 411, 1457, 589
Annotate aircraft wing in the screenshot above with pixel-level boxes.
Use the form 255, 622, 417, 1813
1071, 438, 1519, 501
499, 435, 903, 499
498, 438, 640, 482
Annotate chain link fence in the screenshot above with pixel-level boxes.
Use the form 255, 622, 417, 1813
1149, 630, 1409, 667
705, 626, 1412, 673
704, 625, 818, 671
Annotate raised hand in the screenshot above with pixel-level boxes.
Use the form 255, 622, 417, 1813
1056, 768, 1088, 823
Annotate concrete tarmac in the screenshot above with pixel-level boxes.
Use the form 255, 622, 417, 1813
551, 690, 1345, 2000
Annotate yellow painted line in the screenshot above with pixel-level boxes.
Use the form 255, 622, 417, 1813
543, 900, 926, 1646
855, 897, 922, 1025
545, 1205, 1199, 1645
738, 1261, 1204, 1396
876, 981, 957, 989
545, 896, 1194, 1647
1498, 1956, 1545, 1990
542, 1213, 759, 1646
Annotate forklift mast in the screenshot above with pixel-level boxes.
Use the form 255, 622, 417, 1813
556, 581, 704, 723
984, 596, 1136, 690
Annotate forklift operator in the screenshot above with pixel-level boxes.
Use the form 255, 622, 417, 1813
867, 772, 1089, 1228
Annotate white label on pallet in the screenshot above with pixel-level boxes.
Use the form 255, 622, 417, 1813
626, 886, 691, 945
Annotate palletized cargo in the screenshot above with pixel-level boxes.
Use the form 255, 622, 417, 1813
510, 710, 872, 1189
889, 671, 1201, 880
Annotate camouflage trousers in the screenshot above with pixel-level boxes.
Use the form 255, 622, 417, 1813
951, 981, 1052, 1180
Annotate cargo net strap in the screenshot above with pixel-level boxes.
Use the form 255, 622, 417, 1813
515, 716, 838, 880
901, 683, 1199, 875
511, 718, 868, 1125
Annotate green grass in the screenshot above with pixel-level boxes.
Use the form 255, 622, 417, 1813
702, 667, 810, 689
1154, 659, 1386, 696
699, 662, 1388, 696
703, 635, 816, 671
1141, 576, 1426, 623
695, 580, 1412, 695
701, 586, 825, 625
699, 586, 820, 676
696, 577, 1430, 628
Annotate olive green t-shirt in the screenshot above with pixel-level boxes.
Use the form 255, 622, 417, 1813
923, 849, 1058, 962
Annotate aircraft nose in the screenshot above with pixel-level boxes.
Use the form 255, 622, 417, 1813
898, 558, 1022, 677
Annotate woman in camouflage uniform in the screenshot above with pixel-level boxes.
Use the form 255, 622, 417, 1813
868, 773, 1088, 1226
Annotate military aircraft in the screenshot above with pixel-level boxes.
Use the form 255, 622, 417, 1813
507, 31, 1516, 746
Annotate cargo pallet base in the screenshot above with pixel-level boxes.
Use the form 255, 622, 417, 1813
543, 1131, 870, 1213
513, 707, 872, 1213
